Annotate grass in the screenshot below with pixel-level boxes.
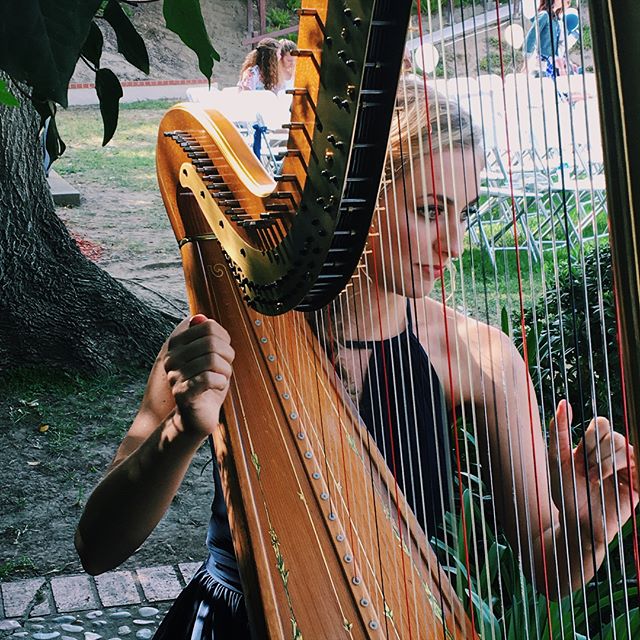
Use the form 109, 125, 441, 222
0, 366, 147, 456
55, 100, 174, 191
0, 556, 36, 580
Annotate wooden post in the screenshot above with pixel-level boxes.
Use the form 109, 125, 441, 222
259, 0, 266, 36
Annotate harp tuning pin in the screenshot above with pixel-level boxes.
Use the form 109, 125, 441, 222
321, 170, 338, 185
337, 50, 346, 60
343, 7, 352, 18
326, 134, 344, 149
332, 95, 350, 110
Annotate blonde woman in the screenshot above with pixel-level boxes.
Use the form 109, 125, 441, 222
75, 83, 637, 636
322, 82, 638, 600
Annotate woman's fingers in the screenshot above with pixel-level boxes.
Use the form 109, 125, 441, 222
164, 334, 235, 374
173, 371, 231, 404
164, 316, 235, 403
549, 399, 573, 465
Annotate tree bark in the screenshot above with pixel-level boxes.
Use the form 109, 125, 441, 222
0, 80, 172, 373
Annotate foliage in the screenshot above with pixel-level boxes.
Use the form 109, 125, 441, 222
514, 243, 620, 435
436, 420, 640, 639
436, 243, 639, 638
266, 0, 301, 33
0, 0, 218, 160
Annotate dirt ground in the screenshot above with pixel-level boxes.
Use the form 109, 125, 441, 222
1, 0, 279, 582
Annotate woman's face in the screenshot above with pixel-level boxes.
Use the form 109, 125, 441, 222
372, 147, 481, 299
279, 52, 296, 83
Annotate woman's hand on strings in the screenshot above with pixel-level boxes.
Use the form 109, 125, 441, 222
548, 399, 639, 550
163, 314, 235, 437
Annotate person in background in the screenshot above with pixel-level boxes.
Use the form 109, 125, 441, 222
277, 38, 298, 93
237, 37, 281, 92
237, 37, 297, 94
525, 0, 580, 77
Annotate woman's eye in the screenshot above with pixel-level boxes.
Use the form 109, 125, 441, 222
461, 203, 478, 223
417, 204, 442, 220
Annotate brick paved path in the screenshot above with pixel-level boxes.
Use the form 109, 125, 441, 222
0, 562, 201, 639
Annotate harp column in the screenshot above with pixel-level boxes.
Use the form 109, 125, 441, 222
588, 1, 640, 473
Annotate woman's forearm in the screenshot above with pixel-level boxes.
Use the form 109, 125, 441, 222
75, 410, 207, 575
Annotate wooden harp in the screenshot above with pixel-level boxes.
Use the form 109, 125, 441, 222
156, 0, 640, 638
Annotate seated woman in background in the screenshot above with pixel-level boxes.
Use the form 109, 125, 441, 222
525, 0, 580, 76
237, 37, 297, 93
277, 38, 298, 93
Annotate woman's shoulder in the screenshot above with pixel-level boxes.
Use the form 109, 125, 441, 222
417, 298, 520, 366
535, 10, 552, 25
238, 65, 263, 90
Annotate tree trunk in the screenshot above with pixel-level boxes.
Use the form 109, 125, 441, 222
0, 82, 172, 373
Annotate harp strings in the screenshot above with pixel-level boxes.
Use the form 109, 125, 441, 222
180, 1, 640, 634
403, 0, 640, 637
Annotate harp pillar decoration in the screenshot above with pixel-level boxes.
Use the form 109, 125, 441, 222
588, 0, 640, 471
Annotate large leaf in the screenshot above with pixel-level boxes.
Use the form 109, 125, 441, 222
0, 0, 102, 107
95, 68, 123, 146
81, 21, 104, 69
103, 0, 149, 74
163, 0, 219, 81
0, 78, 20, 107
44, 110, 67, 166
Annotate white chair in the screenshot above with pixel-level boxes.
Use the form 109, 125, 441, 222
446, 76, 479, 100
476, 74, 503, 98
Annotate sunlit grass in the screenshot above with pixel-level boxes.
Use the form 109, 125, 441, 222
55, 101, 172, 191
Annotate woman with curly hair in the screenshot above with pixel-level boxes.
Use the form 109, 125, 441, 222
237, 37, 296, 93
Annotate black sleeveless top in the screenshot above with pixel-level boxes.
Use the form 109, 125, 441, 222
206, 307, 452, 591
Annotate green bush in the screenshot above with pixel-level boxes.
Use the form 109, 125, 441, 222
266, 0, 300, 32
434, 244, 639, 638
515, 244, 620, 436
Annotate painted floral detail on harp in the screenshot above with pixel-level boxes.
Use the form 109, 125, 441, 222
250, 451, 261, 479
269, 525, 302, 640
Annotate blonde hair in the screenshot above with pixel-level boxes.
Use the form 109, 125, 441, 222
386, 82, 481, 182
238, 38, 281, 91
310, 82, 481, 398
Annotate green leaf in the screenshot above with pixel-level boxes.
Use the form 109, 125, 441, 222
103, 0, 149, 74
0, 0, 103, 107
95, 68, 123, 145
81, 21, 104, 68
0, 79, 19, 107
501, 305, 511, 337
163, 0, 219, 81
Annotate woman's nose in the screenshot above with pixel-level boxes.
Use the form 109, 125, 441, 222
434, 220, 463, 260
